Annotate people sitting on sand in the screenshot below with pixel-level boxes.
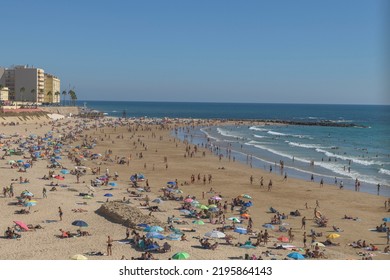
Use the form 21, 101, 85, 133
332, 225, 343, 232
5, 227, 21, 239
42, 175, 49, 180
323, 239, 340, 246
343, 214, 359, 220
50, 186, 57, 191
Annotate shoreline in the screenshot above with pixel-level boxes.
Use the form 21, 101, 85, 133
0, 115, 389, 260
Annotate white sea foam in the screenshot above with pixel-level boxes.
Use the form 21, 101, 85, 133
200, 128, 219, 141
253, 134, 267, 139
287, 141, 324, 149
216, 127, 244, 139
315, 148, 385, 166
249, 126, 268, 132
245, 142, 311, 163
379, 168, 390, 176
267, 130, 311, 139
267, 131, 287, 136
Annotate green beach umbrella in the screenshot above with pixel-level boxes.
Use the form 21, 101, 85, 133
198, 204, 209, 210
192, 220, 205, 225
172, 252, 190, 260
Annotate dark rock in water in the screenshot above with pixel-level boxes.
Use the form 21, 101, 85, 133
95, 201, 166, 229
228, 119, 366, 128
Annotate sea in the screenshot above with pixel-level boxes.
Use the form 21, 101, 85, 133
79, 101, 390, 197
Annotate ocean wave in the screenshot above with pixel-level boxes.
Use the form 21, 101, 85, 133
287, 141, 324, 149
200, 128, 219, 141
253, 134, 268, 139
267, 130, 311, 139
216, 128, 244, 139
315, 149, 385, 166
249, 126, 268, 132
245, 142, 311, 164
379, 168, 390, 176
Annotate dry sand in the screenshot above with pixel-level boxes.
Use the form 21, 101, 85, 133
0, 116, 389, 260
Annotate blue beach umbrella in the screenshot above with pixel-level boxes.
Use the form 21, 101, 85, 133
234, 227, 247, 234
152, 198, 164, 204
383, 217, 390, 222
24, 201, 37, 207
104, 193, 113, 197
23, 163, 31, 168
146, 232, 165, 239
262, 224, 275, 229
108, 182, 117, 186
55, 156, 62, 160
144, 226, 164, 232
179, 209, 192, 215
165, 234, 182, 240
287, 252, 305, 260
145, 244, 160, 252
137, 223, 149, 228
60, 169, 70, 174
243, 201, 253, 207
72, 220, 88, 227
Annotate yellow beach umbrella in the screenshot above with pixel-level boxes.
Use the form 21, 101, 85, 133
326, 233, 340, 239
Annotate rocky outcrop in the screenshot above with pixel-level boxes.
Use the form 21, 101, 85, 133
95, 201, 166, 229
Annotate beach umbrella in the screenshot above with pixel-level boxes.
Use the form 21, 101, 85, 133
287, 252, 305, 260
208, 204, 217, 208
190, 200, 200, 205
243, 201, 253, 207
240, 244, 256, 249
83, 195, 92, 199
166, 234, 182, 240
211, 196, 222, 200
137, 223, 149, 228
240, 194, 252, 199
262, 224, 275, 229
228, 217, 241, 221
383, 217, 390, 222
179, 209, 192, 215
208, 207, 219, 213
152, 198, 164, 204
183, 198, 193, 203
17, 159, 24, 163
144, 226, 164, 232
8, 160, 16, 165
192, 220, 205, 225
174, 189, 183, 194
204, 230, 226, 239
24, 201, 37, 207
167, 181, 176, 186
60, 169, 70, 174
54, 175, 64, 180
70, 254, 88, 260
234, 227, 247, 234
145, 244, 160, 252
198, 204, 209, 210
22, 191, 34, 197
241, 213, 250, 219
72, 220, 88, 227
146, 232, 165, 239
23, 163, 31, 168
172, 252, 190, 260
108, 182, 117, 186
13, 221, 29, 231
104, 193, 113, 197
326, 233, 340, 239
277, 236, 290, 243
311, 242, 325, 247
55, 156, 62, 160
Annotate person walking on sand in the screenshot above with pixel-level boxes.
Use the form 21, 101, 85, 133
303, 232, 307, 248
107, 235, 113, 256
42, 187, 47, 198
301, 216, 306, 230
58, 207, 63, 221
267, 180, 272, 191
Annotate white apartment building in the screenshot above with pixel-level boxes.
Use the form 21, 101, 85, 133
44, 73, 61, 104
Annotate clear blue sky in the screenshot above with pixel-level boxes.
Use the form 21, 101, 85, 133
1, 0, 388, 104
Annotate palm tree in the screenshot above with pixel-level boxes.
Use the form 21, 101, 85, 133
47, 91, 52, 103
20, 87, 25, 103
54, 91, 60, 104
30, 89, 36, 104
62, 90, 67, 106
68, 90, 77, 106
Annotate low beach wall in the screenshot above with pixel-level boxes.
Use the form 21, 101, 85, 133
41, 106, 80, 116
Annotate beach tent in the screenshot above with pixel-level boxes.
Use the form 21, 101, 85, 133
72, 220, 89, 228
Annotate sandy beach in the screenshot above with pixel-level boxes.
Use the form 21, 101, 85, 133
0, 115, 389, 260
